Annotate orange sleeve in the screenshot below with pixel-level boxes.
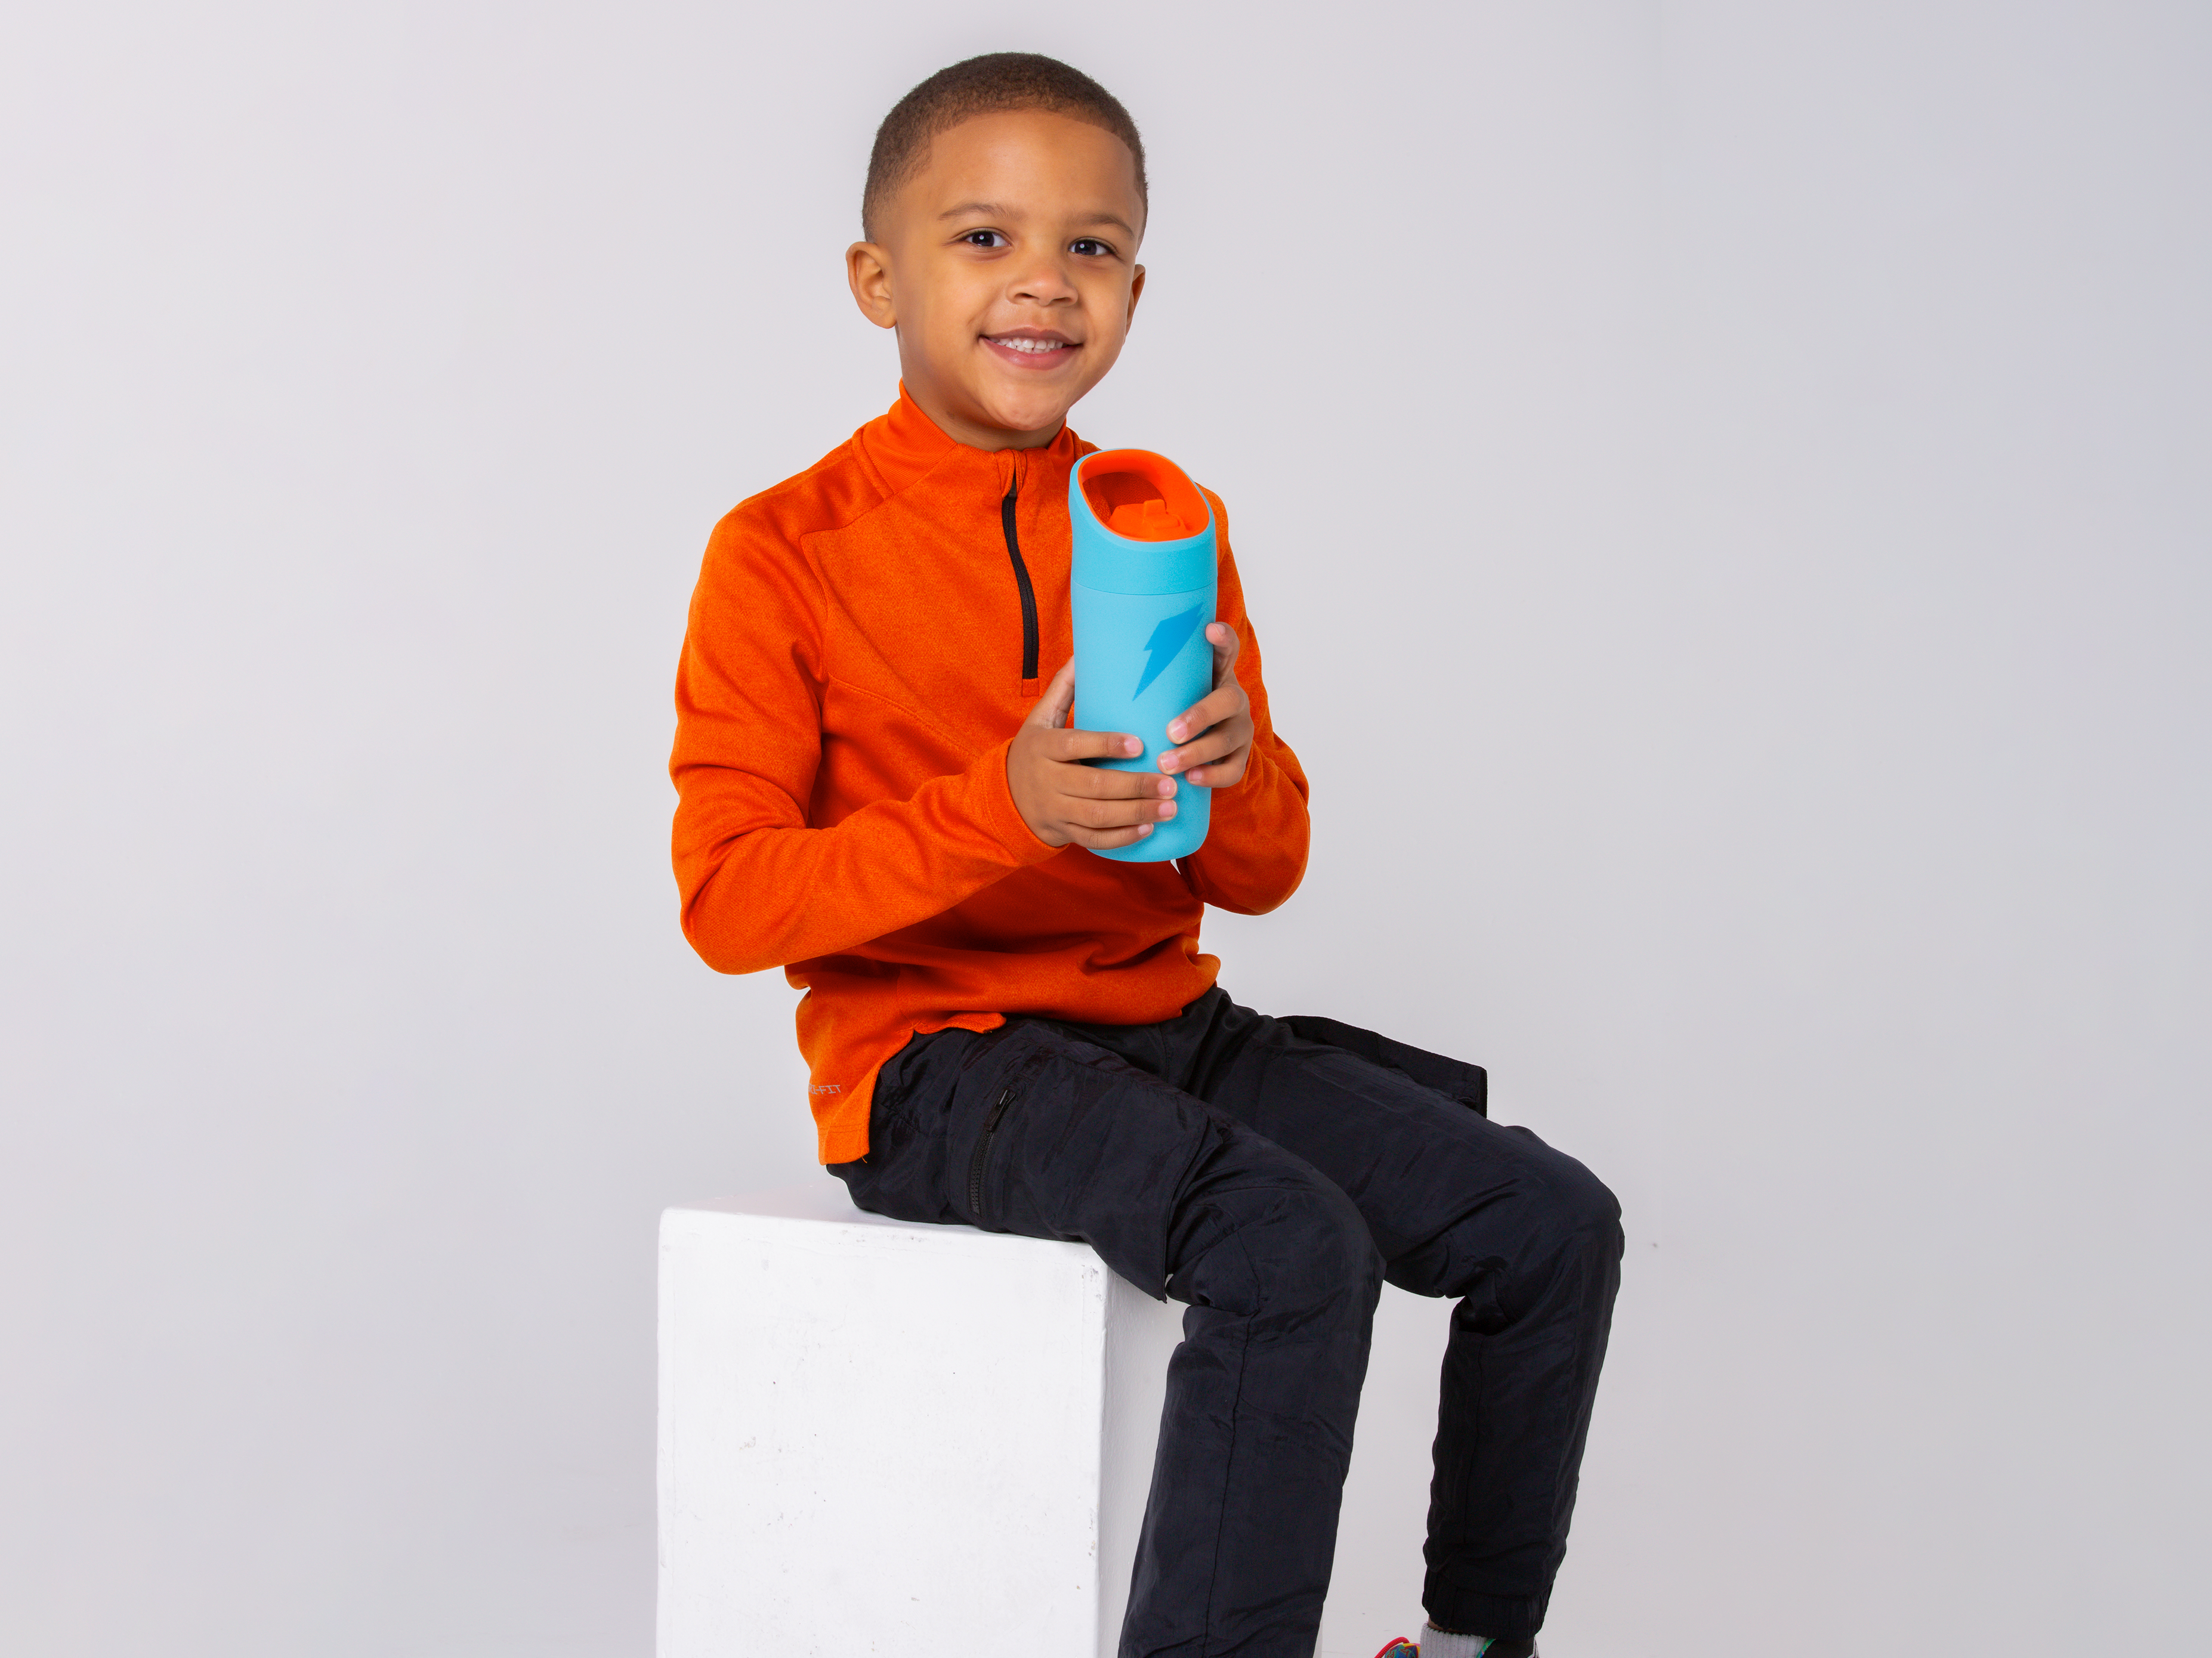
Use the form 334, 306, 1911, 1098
1176, 493, 1312, 915
670, 505, 1058, 976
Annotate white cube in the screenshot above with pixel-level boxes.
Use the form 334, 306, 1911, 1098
657, 1185, 1183, 1658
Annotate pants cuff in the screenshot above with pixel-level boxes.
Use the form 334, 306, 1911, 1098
1422, 1582, 1548, 1643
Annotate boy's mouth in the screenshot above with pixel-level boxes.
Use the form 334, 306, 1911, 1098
982, 330, 1079, 370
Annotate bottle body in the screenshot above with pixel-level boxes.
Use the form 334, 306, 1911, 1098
1067, 449, 1219, 865
1071, 580, 1216, 862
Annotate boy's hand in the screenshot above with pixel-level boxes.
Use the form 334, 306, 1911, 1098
1158, 623, 1255, 788
1008, 660, 1179, 850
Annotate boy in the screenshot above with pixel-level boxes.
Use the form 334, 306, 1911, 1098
671, 52, 1620, 1658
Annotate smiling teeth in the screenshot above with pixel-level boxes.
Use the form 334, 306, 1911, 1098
994, 337, 1067, 353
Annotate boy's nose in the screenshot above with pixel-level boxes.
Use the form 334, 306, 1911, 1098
1008, 256, 1079, 305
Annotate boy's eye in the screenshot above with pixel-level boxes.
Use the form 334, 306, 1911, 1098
961, 230, 1009, 249
1070, 238, 1113, 258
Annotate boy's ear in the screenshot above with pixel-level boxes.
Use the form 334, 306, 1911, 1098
847, 242, 898, 330
1127, 264, 1146, 328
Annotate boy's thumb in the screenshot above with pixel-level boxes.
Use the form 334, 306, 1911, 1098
1029, 658, 1076, 726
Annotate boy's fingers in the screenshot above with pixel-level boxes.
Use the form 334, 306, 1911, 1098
1050, 726, 1143, 762
1062, 821, 1156, 850
1183, 746, 1252, 787
1161, 712, 1256, 774
1061, 792, 1176, 830
1166, 671, 1250, 747
1060, 766, 1175, 801
1161, 707, 1255, 771
1163, 735, 1247, 776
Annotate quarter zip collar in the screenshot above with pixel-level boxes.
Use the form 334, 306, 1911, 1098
858, 383, 1083, 500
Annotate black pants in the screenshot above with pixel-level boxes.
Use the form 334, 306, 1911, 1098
830, 988, 1621, 1658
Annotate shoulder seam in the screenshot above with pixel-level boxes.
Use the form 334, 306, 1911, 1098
724, 437, 890, 536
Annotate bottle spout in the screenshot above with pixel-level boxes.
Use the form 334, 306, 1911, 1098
1078, 450, 1210, 541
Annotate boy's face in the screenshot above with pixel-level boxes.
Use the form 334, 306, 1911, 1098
848, 109, 1147, 449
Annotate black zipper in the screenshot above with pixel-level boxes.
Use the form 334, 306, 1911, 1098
967, 1083, 1019, 1218
1000, 476, 1040, 683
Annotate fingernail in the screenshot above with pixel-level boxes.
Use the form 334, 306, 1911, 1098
1124, 737, 1141, 755
1168, 721, 1186, 742
1137, 823, 1153, 836
1159, 802, 1176, 819
1158, 756, 1178, 773
1158, 777, 1176, 796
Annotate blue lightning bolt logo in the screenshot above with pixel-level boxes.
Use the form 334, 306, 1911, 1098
1133, 605, 1208, 698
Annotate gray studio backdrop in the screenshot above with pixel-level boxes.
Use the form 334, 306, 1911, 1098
3, 2, 2206, 1654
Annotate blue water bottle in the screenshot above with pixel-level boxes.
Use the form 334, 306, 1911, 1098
1068, 448, 1219, 864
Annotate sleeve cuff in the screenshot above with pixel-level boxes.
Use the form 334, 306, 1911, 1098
1207, 744, 1274, 816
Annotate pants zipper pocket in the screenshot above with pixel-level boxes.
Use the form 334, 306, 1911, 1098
968, 1084, 1018, 1219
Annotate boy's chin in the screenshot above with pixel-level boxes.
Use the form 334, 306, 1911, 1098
959, 354, 1098, 429
968, 381, 1085, 439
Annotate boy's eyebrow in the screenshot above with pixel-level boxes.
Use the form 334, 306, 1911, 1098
938, 200, 1139, 237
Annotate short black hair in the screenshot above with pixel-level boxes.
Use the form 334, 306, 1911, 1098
862, 52, 1147, 242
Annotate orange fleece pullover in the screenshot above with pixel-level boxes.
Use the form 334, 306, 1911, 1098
672, 390, 1311, 1162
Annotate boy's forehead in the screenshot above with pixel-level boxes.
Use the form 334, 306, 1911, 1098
894, 109, 1144, 231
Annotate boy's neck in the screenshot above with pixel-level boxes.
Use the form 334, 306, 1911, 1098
900, 376, 1064, 453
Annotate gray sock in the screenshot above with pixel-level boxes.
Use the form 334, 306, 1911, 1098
1422, 1624, 1536, 1658
1422, 1624, 1487, 1658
